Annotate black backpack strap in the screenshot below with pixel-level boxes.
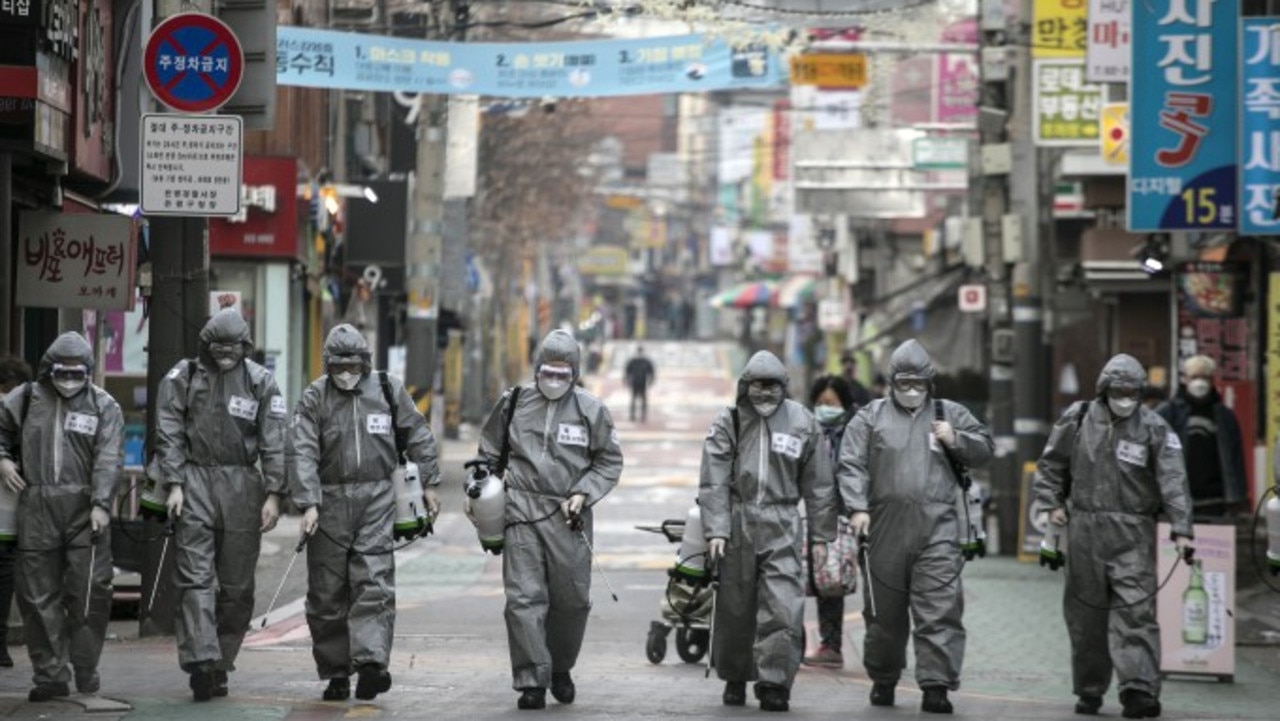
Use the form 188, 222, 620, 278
933, 398, 972, 491
1062, 400, 1091, 500
378, 371, 408, 461
496, 386, 521, 476
20, 381, 32, 425
729, 406, 740, 472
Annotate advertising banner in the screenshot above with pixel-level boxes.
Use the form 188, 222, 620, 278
16, 210, 137, 310
1129, 0, 1239, 231
1032, 59, 1103, 146
1033, 0, 1087, 58
1157, 522, 1235, 679
1267, 273, 1280, 488
1240, 18, 1280, 235
935, 52, 978, 125
1086, 0, 1130, 83
276, 27, 784, 97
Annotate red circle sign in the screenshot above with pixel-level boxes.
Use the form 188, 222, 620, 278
144, 13, 243, 113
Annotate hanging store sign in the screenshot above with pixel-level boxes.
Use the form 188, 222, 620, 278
934, 52, 978, 125
1086, 0, 1130, 83
16, 210, 137, 310
1129, 0, 1238, 231
1100, 103, 1129, 166
1032, 0, 1087, 59
1240, 18, 1280, 235
1032, 59, 1102, 146
789, 53, 866, 89
209, 156, 298, 258
275, 26, 783, 98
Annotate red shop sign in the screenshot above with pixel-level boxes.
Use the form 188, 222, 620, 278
209, 156, 299, 259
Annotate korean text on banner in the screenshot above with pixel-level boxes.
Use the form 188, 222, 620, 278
1240, 18, 1280, 235
1086, 0, 1130, 83
1032, 59, 1102, 146
275, 27, 784, 97
1129, 0, 1239, 231
1033, 0, 1087, 59
16, 211, 137, 311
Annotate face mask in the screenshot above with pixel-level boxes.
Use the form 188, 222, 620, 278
747, 385, 783, 416
895, 388, 925, 409
331, 371, 361, 391
539, 378, 570, 400
1187, 379, 1212, 399
1108, 397, 1138, 418
215, 356, 240, 371
54, 379, 86, 398
815, 405, 845, 426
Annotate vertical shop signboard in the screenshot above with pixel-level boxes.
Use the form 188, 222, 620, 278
1032, 59, 1103, 146
1086, 0, 1130, 83
1267, 273, 1280, 496
1240, 18, 1280, 235
1033, 0, 1088, 59
1130, 0, 1239, 231
1157, 522, 1235, 679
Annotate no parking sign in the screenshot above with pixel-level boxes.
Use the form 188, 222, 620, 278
144, 13, 244, 113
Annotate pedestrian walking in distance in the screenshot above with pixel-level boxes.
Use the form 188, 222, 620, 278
624, 346, 656, 423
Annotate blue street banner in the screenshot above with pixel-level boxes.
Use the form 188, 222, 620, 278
1129, 0, 1238, 231
1241, 18, 1280, 235
275, 26, 784, 97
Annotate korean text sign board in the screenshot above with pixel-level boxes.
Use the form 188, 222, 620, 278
1156, 523, 1235, 679
140, 113, 242, 216
1033, 0, 1087, 58
144, 13, 244, 113
1129, 0, 1239, 231
275, 26, 783, 97
1240, 18, 1280, 235
1033, 59, 1102, 146
1086, 0, 1130, 83
16, 210, 137, 311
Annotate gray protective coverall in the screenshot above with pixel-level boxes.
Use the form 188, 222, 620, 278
292, 324, 439, 679
1033, 354, 1192, 699
154, 309, 286, 673
699, 351, 837, 691
836, 340, 992, 691
0, 333, 122, 688
477, 329, 623, 691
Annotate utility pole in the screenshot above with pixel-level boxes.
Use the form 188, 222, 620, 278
974, 0, 1020, 555
1009, 9, 1052, 535
405, 2, 450, 420
140, 0, 213, 638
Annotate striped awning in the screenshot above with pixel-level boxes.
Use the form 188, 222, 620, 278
775, 275, 818, 309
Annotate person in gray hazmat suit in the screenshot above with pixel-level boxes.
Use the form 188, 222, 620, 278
699, 350, 838, 713
837, 339, 992, 714
0, 332, 123, 702
473, 329, 622, 710
1033, 354, 1193, 719
153, 309, 287, 701
292, 324, 440, 702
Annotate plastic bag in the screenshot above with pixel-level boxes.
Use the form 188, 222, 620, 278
807, 516, 859, 598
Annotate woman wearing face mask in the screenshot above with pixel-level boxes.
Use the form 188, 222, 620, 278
802, 375, 857, 670
1034, 354, 1193, 719
1154, 355, 1248, 521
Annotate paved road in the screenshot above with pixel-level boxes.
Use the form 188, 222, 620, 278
0, 340, 1277, 719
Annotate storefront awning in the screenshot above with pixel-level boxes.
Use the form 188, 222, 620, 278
775, 275, 818, 309
709, 280, 776, 309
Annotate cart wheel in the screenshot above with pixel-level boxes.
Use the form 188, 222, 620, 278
646, 622, 668, 664
676, 627, 709, 664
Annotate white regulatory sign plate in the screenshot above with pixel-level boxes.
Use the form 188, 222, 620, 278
140, 113, 243, 217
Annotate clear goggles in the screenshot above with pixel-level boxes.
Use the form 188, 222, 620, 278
51, 363, 89, 382
208, 342, 241, 356
537, 365, 574, 383
892, 378, 929, 393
